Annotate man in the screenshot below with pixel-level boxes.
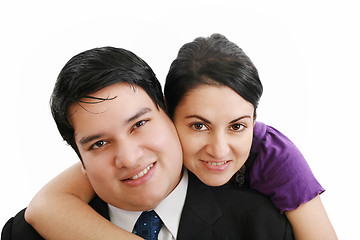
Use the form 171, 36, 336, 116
2, 47, 293, 240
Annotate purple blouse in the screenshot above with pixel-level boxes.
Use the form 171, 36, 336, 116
250, 122, 325, 213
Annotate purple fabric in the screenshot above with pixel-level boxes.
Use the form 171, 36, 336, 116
250, 122, 325, 213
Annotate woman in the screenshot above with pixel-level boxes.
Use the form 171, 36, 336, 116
25, 34, 337, 239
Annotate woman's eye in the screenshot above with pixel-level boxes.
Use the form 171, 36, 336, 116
91, 140, 108, 150
230, 123, 245, 131
191, 122, 207, 131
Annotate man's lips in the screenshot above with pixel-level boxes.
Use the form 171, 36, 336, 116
122, 163, 155, 181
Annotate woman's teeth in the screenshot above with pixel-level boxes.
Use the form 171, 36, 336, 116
206, 161, 228, 166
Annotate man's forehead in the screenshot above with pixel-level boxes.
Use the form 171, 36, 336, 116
68, 83, 138, 113
86, 82, 137, 100
68, 83, 158, 121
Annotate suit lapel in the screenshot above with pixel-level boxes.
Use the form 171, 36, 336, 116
177, 171, 224, 240
89, 195, 110, 220
89, 176, 226, 239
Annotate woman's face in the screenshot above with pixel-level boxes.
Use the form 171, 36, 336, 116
173, 84, 255, 186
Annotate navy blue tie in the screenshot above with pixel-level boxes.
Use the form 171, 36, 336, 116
133, 210, 163, 240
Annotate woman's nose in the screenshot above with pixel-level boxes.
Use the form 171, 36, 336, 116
205, 132, 230, 159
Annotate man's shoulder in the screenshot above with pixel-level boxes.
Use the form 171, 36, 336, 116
211, 181, 280, 212
188, 171, 272, 204
1, 197, 109, 240
187, 171, 281, 216
1, 208, 44, 240
181, 172, 294, 239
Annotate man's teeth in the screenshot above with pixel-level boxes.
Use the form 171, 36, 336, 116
129, 163, 154, 180
206, 161, 228, 166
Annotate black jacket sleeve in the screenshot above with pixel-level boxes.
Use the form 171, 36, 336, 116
1, 208, 44, 240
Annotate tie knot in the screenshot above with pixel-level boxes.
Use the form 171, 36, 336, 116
133, 210, 163, 240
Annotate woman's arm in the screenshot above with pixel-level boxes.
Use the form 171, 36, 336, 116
252, 123, 337, 239
25, 162, 142, 240
285, 195, 337, 240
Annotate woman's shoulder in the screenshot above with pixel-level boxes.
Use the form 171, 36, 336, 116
252, 121, 304, 165
249, 122, 324, 212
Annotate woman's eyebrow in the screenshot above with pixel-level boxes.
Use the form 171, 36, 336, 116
229, 115, 252, 124
185, 115, 211, 124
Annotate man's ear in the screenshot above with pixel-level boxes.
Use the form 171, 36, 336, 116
81, 164, 87, 176
163, 95, 169, 111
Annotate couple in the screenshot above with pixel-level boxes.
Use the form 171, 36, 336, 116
2, 34, 336, 239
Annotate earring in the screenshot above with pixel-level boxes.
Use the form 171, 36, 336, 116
235, 164, 246, 186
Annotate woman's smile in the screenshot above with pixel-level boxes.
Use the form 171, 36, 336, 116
201, 160, 231, 171
173, 84, 254, 187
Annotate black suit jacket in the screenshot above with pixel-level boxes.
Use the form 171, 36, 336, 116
2, 172, 293, 240
1, 197, 108, 240
177, 171, 293, 239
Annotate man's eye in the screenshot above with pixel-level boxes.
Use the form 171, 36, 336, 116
230, 123, 245, 131
130, 119, 150, 133
133, 120, 148, 129
191, 122, 207, 131
90, 140, 108, 150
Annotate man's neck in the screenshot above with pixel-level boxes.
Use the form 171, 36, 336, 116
107, 168, 188, 238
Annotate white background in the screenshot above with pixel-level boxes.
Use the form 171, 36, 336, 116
1, 1, 359, 239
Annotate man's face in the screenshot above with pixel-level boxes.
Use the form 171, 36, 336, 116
69, 82, 183, 211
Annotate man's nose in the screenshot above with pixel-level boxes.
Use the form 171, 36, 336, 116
114, 140, 143, 168
205, 132, 230, 159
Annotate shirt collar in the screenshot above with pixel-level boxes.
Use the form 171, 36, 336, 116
156, 168, 188, 238
108, 168, 188, 238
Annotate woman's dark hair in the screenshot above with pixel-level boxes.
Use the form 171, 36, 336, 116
50, 47, 165, 160
164, 33, 263, 119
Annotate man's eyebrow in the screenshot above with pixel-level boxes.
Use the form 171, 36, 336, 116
78, 108, 152, 146
185, 115, 211, 124
79, 134, 104, 146
127, 107, 152, 123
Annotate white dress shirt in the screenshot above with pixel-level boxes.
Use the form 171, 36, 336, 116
108, 169, 188, 240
